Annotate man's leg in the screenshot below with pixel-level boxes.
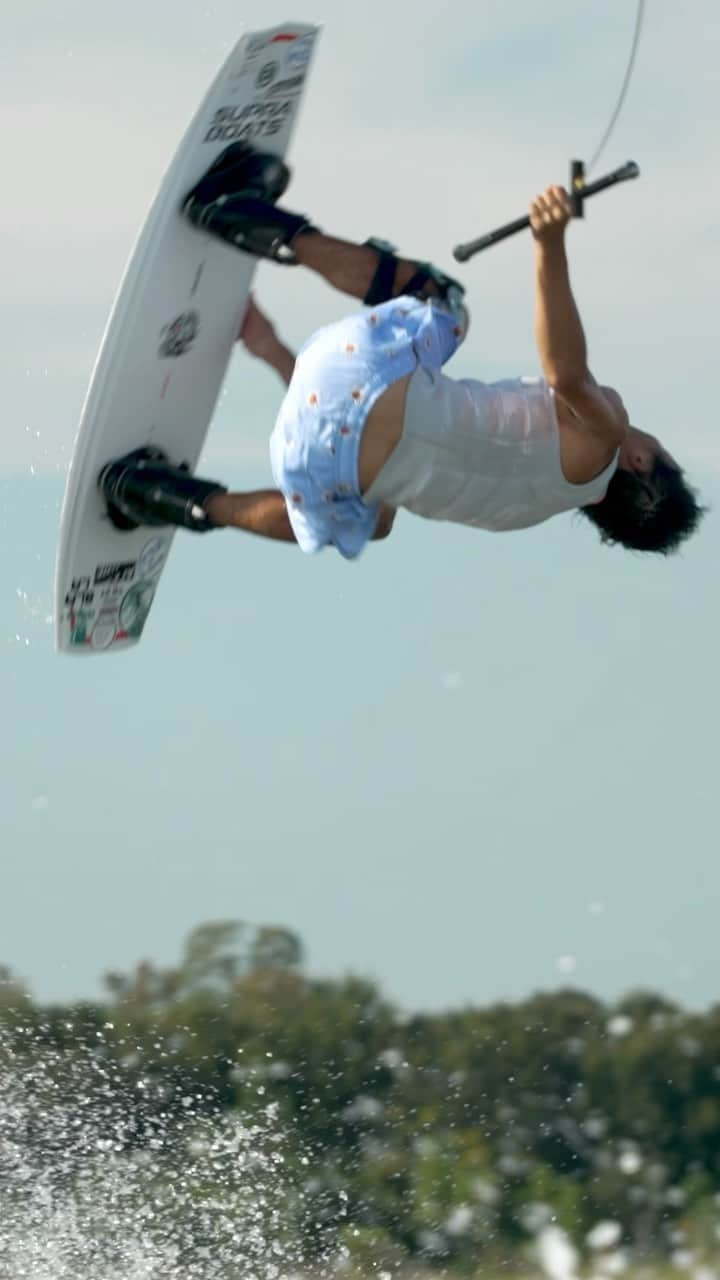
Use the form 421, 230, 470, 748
100, 149, 464, 533
291, 231, 445, 303
183, 143, 462, 307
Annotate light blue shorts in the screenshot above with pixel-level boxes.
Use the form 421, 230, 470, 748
269, 296, 462, 558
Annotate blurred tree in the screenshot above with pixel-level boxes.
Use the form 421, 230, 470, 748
4, 924, 720, 1270
250, 925, 304, 972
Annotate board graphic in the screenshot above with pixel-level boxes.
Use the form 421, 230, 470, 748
55, 23, 319, 654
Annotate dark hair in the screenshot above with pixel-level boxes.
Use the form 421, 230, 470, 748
579, 457, 705, 554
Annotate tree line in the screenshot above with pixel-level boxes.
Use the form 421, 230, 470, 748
1, 920, 719, 1273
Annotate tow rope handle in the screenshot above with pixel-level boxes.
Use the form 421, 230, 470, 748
453, 160, 640, 262
570, 159, 586, 218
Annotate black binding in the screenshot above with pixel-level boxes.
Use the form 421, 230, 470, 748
98, 448, 226, 534
363, 237, 466, 307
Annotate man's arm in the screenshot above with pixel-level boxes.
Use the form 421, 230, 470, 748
205, 490, 297, 542
256, 337, 296, 386
531, 186, 627, 445
239, 295, 296, 386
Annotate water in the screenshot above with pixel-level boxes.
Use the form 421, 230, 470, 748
0, 1025, 337, 1280
2, 1017, 720, 1280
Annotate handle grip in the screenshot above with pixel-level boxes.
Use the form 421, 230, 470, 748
452, 161, 640, 263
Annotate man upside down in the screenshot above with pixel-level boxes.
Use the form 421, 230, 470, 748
101, 143, 703, 558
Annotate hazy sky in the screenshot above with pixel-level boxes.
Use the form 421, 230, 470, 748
2, 0, 719, 1013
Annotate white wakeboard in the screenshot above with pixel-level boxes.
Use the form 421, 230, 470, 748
55, 22, 320, 654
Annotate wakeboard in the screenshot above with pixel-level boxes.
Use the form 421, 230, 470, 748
55, 22, 320, 654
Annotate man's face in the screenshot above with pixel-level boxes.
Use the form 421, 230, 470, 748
617, 427, 678, 476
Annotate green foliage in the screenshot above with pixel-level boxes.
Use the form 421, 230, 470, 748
339, 1223, 409, 1273
2, 921, 720, 1271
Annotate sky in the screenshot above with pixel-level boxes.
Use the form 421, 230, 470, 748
1, 0, 719, 1015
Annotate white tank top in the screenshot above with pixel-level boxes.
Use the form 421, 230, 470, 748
365, 369, 618, 530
